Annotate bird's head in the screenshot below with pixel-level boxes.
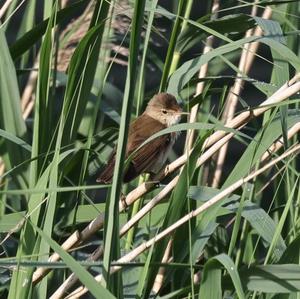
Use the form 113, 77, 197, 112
145, 93, 187, 126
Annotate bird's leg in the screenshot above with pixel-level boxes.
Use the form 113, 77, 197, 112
120, 192, 128, 211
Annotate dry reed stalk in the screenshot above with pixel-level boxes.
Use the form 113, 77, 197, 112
0, 0, 14, 19
244, 6, 273, 73
193, 270, 202, 284
261, 122, 300, 161
192, 122, 300, 282
0, 160, 4, 183
152, 239, 173, 294
185, 0, 220, 151
32, 72, 300, 284
32, 230, 86, 283
212, 6, 272, 187
61, 0, 69, 9
66, 143, 300, 299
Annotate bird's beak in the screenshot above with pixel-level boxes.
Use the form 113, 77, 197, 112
175, 109, 189, 115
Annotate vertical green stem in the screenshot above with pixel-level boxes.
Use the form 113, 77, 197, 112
228, 185, 248, 258
102, 1, 146, 295
159, 0, 185, 92
125, 175, 146, 251
127, 0, 158, 251
136, 0, 158, 114
77, 1, 114, 199
169, 0, 193, 75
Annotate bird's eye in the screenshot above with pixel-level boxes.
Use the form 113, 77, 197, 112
162, 109, 167, 114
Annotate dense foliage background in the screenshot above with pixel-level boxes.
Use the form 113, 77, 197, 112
0, 0, 300, 298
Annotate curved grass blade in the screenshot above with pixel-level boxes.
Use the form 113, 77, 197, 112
0, 129, 31, 152
127, 122, 251, 164
32, 222, 116, 299
9, 0, 87, 60
239, 264, 300, 293
189, 186, 286, 259
61, 21, 109, 146
199, 253, 245, 299
0, 23, 29, 189
167, 36, 300, 96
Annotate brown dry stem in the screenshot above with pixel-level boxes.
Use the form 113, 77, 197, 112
212, 6, 273, 187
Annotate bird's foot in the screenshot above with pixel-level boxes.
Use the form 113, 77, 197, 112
120, 193, 128, 211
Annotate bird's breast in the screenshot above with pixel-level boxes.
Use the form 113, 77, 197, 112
166, 114, 181, 127
148, 133, 178, 174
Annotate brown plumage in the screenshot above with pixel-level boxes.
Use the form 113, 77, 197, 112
97, 93, 182, 183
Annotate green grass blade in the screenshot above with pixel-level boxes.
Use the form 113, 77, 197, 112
240, 264, 300, 293
16, 0, 37, 68
136, 0, 158, 113
102, 1, 146, 294
76, 0, 113, 209
7, 221, 37, 299
8, 4, 59, 296
136, 241, 155, 299
30, 0, 57, 186
0, 23, 29, 189
32, 222, 116, 299
9, 0, 87, 60
199, 253, 245, 299
167, 36, 300, 97
61, 21, 109, 146
0, 129, 31, 152
159, 0, 185, 91
265, 177, 299, 263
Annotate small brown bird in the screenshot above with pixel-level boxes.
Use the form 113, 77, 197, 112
97, 93, 184, 183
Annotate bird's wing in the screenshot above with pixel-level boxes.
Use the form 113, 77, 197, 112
97, 114, 169, 183
124, 135, 170, 181
124, 114, 170, 181
96, 149, 116, 183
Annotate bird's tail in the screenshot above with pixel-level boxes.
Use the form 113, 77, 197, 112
96, 160, 115, 184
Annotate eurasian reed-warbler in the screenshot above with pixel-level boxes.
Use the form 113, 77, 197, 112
97, 93, 187, 183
